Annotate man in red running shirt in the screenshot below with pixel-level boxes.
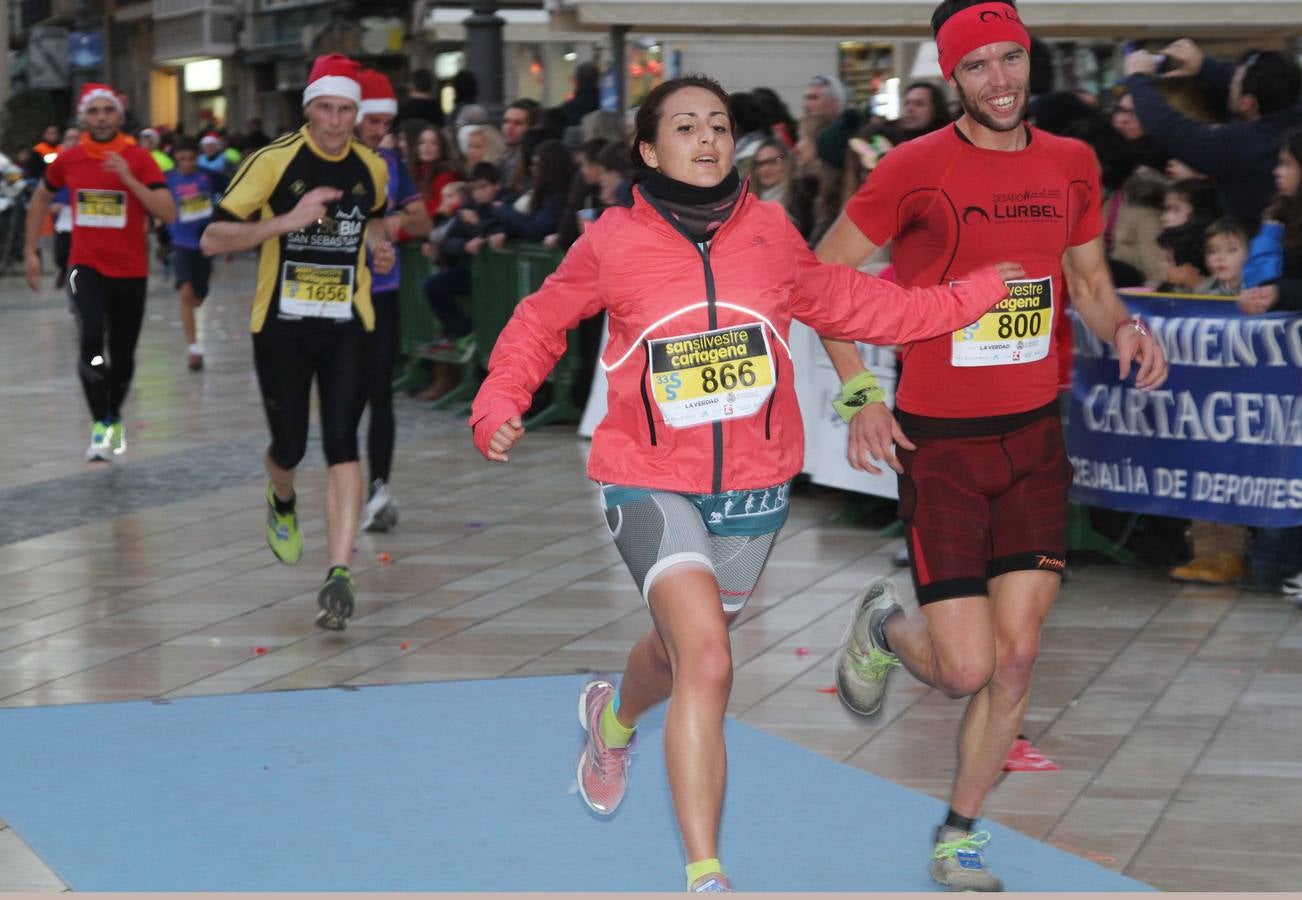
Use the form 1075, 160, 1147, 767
23, 83, 177, 461
817, 1, 1167, 890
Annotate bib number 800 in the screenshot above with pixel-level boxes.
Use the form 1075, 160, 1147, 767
997, 312, 1042, 339
700, 360, 758, 393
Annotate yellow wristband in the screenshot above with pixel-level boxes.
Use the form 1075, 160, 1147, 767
832, 370, 886, 423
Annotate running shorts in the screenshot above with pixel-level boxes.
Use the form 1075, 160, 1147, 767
171, 247, 212, 299
896, 402, 1071, 605
600, 482, 791, 612
252, 326, 368, 469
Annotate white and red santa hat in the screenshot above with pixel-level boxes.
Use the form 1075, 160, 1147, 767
78, 83, 125, 117
356, 69, 397, 122
302, 53, 362, 109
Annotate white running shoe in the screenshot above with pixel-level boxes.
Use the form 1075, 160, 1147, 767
361, 479, 399, 533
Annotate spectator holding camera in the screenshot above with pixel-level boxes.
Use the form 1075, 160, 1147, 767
1123, 40, 1302, 223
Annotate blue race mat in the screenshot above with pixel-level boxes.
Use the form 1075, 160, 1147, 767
0, 675, 1150, 891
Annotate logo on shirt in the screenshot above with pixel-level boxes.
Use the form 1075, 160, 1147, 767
290, 179, 307, 195
963, 189, 1064, 225
351, 181, 367, 196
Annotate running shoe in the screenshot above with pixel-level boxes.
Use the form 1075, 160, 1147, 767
105, 419, 126, 456
930, 827, 1003, 892
690, 873, 734, 893
85, 421, 112, 462
265, 482, 303, 565
432, 334, 476, 365
1281, 572, 1301, 595
361, 479, 399, 533
834, 577, 903, 716
315, 566, 355, 631
576, 679, 632, 815
187, 351, 204, 372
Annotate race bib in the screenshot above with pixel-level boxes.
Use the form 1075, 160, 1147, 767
951, 276, 1053, 367
648, 323, 775, 429
278, 262, 355, 320
75, 189, 126, 228
178, 194, 213, 223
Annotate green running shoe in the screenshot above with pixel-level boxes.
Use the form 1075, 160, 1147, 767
834, 577, 903, 716
85, 421, 111, 462
265, 483, 303, 565
105, 419, 126, 456
930, 827, 1003, 892
315, 566, 355, 631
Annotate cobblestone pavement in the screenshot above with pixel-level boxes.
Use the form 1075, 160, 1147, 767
0, 259, 1299, 891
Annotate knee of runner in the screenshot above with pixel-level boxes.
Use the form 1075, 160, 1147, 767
936, 659, 995, 699
321, 437, 360, 468
671, 638, 734, 692
993, 637, 1041, 689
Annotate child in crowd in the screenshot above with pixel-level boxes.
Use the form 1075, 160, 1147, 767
1200, 218, 1250, 295
165, 138, 215, 371
1161, 178, 1220, 230
1238, 129, 1302, 598
1154, 223, 1210, 293
421, 162, 503, 367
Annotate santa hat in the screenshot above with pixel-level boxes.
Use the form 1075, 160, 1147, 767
303, 53, 361, 108
356, 69, 397, 122
199, 132, 222, 146
78, 83, 125, 117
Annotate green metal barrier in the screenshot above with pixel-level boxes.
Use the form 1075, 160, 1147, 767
393, 241, 441, 393
434, 242, 582, 428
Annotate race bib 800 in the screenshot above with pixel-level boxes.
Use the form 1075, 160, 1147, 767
951, 276, 1053, 367
648, 323, 775, 429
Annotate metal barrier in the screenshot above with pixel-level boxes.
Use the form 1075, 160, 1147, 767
428, 242, 582, 429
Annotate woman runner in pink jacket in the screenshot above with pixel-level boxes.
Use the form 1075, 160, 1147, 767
471, 75, 1022, 893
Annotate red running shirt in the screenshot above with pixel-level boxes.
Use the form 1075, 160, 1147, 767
44, 145, 166, 278
843, 125, 1102, 418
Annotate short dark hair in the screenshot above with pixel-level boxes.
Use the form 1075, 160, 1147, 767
411, 68, 434, 93
1168, 178, 1221, 224
931, 0, 1017, 38
1204, 216, 1250, 245
173, 136, 199, 154
597, 141, 632, 177
1156, 223, 1209, 273
469, 161, 500, 184
1239, 51, 1302, 117
629, 74, 734, 175
506, 99, 539, 127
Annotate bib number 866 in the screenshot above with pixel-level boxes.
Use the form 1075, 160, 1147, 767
700, 360, 757, 393
996, 312, 1042, 339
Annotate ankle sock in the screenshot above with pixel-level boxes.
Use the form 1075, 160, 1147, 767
598, 693, 635, 749
872, 607, 898, 654
944, 809, 977, 833
686, 858, 723, 890
272, 490, 296, 514
327, 565, 350, 581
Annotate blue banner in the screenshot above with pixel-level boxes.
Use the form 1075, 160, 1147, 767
1066, 292, 1302, 527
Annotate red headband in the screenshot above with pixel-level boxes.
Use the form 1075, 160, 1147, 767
936, 2, 1030, 80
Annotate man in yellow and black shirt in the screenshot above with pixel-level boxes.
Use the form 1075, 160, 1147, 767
201, 54, 393, 631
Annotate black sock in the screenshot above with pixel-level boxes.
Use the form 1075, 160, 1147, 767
945, 809, 977, 833
328, 565, 349, 579
272, 491, 296, 514
872, 607, 899, 654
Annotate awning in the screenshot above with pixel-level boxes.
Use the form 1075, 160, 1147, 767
547, 0, 1302, 38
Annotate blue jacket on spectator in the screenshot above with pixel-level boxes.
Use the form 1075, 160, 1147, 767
1243, 221, 1284, 288
1126, 59, 1302, 223
487, 192, 568, 243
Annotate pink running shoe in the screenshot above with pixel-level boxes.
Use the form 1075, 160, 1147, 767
576, 680, 632, 815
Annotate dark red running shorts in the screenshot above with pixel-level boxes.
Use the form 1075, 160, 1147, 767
895, 401, 1071, 605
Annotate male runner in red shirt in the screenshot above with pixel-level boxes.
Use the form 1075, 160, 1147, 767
817, 1, 1167, 889
23, 83, 176, 461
